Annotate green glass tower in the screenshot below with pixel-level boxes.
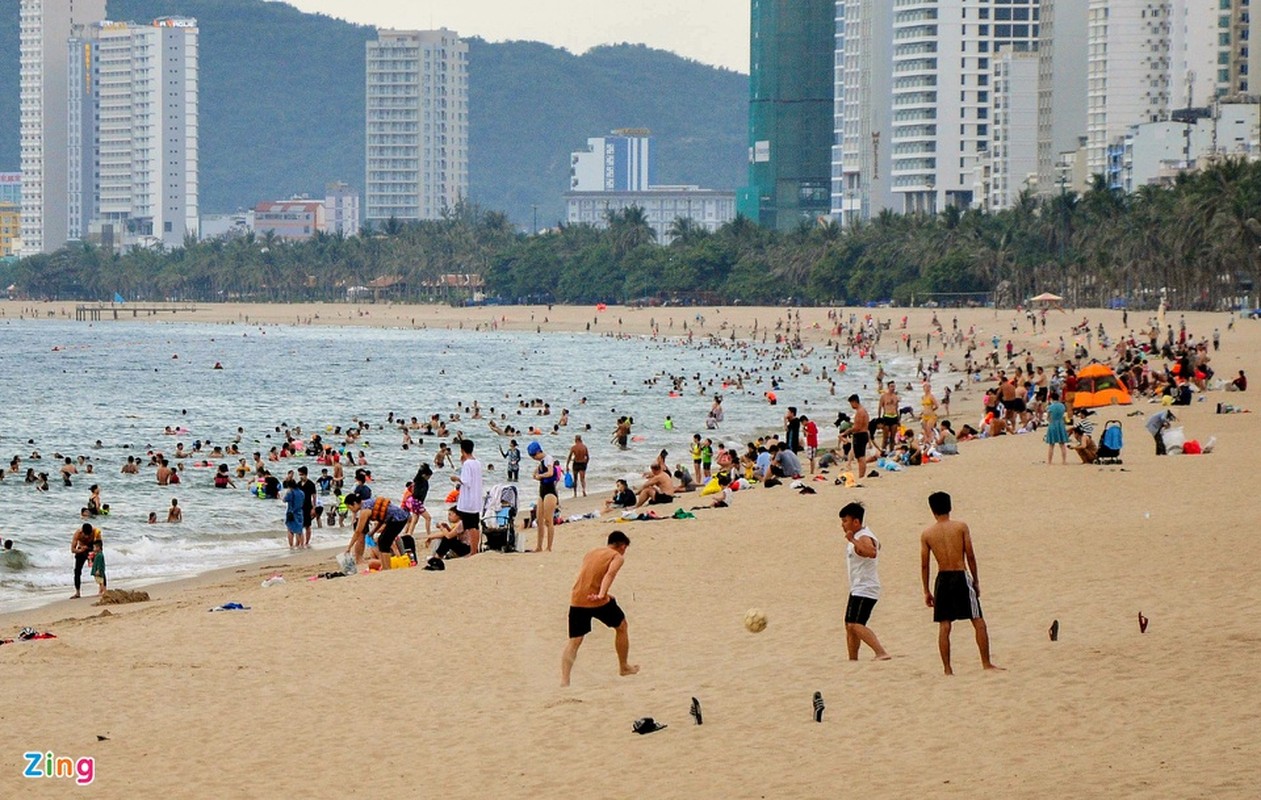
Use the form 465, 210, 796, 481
737, 0, 835, 231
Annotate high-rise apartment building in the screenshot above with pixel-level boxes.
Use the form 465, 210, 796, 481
570, 130, 656, 192
68, 17, 199, 250
365, 29, 469, 224
19, 0, 107, 255
1086, 1, 1172, 176
890, 0, 1040, 214
833, 0, 895, 225
1036, 0, 1089, 195
738, 0, 834, 231
989, 49, 1041, 208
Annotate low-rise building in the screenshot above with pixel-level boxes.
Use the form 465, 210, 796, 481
565, 187, 736, 244
253, 200, 325, 241
0, 203, 22, 258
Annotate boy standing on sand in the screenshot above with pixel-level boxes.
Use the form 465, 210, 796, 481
90, 542, 106, 596
920, 492, 1002, 675
839, 502, 890, 661
561, 531, 639, 687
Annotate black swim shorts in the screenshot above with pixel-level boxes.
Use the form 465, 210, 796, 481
571, 461, 587, 473
852, 431, 870, 459
845, 594, 878, 625
457, 510, 480, 534
568, 598, 626, 639
375, 517, 407, 555
649, 492, 675, 505
933, 570, 982, 622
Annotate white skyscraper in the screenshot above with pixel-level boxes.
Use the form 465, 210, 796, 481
989, 49, 1041, 209
890, 0, 1040, 214
19, 0, 107, 255
1086, 2, 1172, 176
365, 29, 469, 224
1036, 0, 1089, 195
68, 18, 199, 250
833, 0, 895, 225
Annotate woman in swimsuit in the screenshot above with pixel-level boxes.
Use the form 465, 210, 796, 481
920, 382, 939, 443
528, 442, 558, 552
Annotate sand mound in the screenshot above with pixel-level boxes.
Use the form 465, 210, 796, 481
95, 589, 151, 606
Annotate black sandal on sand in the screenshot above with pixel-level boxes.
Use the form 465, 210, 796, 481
1049, 620, 1059, 641
813, 691, 825, 723
690, 697, 703, 726
632, 717, 667, 735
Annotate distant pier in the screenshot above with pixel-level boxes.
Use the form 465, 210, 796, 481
74, 303, 198, 322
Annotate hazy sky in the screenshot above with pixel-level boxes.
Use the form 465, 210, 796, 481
285, 0, 751, 73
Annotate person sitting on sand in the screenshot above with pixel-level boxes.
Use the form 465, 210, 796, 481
936, 420, 959, 455
671, 467, 696, 493
603, 479, 637, 511
423, 507, 473, 559
692, 473, 732, 509
1069, 420, 1098, 464
634, 463, 675, 508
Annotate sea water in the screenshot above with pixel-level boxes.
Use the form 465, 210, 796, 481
0, 317, 915, 610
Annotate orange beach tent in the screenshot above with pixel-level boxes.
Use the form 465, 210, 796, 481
1073, 363, 1132, 409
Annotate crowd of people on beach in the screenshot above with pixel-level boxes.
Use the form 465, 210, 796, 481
1, 304, 1243, 618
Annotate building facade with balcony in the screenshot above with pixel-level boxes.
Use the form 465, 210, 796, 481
19, 0, 107, 255
365, 29, 468, 224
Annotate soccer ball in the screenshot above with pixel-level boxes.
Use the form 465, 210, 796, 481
743, 609, 768, 633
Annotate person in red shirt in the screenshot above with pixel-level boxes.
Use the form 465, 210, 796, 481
801, 415, 820, 473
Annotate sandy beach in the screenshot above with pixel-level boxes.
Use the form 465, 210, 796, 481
2, 301, 1258, 798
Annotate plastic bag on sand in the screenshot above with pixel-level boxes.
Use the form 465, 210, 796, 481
1163, 426, 1186, 453
336, 552, 358, 575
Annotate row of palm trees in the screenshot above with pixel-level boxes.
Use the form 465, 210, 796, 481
7, 159, 1261, 309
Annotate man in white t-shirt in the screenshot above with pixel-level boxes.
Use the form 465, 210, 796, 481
453, 439, 483, 554
840, 502, 891, 661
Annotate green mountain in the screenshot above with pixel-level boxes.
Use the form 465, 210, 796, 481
0, 0, 747, 229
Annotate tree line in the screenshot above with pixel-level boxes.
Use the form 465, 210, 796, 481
7, 159, 1261, 310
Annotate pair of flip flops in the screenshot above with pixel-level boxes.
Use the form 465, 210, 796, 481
636, 694, 824, 732
632, 697, 705, 735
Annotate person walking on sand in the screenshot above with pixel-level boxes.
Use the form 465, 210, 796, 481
561, 530, 639, 687
839, 502, 890, 661
920, 492, 1002, 675
566, 435, 589, 497
69, 522, 93, 598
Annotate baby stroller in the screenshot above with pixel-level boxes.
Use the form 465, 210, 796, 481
480, 483, 519, 552
1096, 420, 1123, 464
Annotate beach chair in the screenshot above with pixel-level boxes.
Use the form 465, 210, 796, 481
1096, 420, 1123, 464
480, 483, 519, 552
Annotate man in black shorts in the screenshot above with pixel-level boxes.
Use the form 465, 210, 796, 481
561, 531, 639, 687
920, 491, 1001, 674
848, 394, 873, 480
